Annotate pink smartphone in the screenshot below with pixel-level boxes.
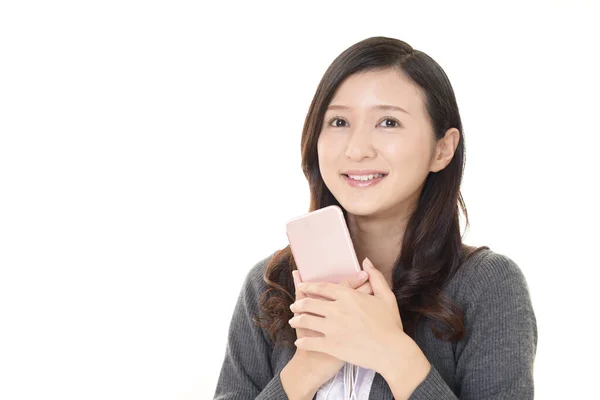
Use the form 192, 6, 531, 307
286, 205, 361, 284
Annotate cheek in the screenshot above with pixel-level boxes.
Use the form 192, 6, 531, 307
381, 136, 433, 173
316, 137, 325, 167
316, 137, 329, 179
317, 134, 339, 168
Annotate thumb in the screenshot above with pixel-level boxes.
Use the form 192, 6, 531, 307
362, 257, 392, 298
292, 270, 306, 300
340, 270, 368, 289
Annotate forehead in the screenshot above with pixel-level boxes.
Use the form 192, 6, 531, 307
328, 68, 425, 116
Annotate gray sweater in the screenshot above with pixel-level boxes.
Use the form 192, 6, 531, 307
214, 249, 537, 399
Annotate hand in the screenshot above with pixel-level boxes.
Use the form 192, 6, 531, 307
280, 269, 373, 397
289, 257, 430, 382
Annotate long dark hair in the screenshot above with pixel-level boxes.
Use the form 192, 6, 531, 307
255, 36, 487, 346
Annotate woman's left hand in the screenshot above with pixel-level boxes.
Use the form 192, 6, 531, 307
289, 257, 430, 381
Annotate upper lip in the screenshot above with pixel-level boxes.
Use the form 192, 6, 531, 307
342, 170, 388, 176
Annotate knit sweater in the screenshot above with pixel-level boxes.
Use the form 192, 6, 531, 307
214, 249, 537, 399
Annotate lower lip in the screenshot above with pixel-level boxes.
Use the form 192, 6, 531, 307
342, 174, 387, 188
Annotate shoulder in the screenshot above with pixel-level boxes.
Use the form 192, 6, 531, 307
449, 248, 532, 306
461, 248, 527, 287
449, 249, 538, 365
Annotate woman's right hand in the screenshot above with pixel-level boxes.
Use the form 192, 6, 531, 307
280, 270, 373, 399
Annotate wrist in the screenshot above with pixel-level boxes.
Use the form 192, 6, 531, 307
280, 350, 321, 400
376, 329, 409, 376
379, 331, 431, 399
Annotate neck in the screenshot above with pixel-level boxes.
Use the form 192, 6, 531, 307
347, 206, 413, 287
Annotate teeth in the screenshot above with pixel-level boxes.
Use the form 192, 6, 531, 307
347, 173, 385, 181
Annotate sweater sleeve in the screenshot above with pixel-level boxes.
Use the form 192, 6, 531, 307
409, 252, 538, 400
213, 257, 290, 400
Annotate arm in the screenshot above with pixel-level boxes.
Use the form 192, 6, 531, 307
387, 253, 538, 399
213, 258, 290, 400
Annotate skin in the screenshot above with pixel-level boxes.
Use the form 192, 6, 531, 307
317, 68, 460, 286
281, 68, 460, 400
281, 270, 373, 399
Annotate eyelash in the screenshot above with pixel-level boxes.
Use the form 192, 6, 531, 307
326, 115, 402, 128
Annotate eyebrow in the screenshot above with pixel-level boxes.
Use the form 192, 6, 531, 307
326, 104, 410, 115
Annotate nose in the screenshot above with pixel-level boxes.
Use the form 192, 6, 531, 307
345, 127, 376, 161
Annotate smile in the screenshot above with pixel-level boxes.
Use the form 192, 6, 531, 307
345, 173, 386, 181
341, 173, 387, 188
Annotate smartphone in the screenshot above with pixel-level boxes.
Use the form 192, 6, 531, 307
285, 205, 361, 284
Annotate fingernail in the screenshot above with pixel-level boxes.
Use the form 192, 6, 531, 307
363, 258, 373, 268
297, 282, 306, 288
358, 271, 368, 279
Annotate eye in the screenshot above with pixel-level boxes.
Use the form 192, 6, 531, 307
326, 116, 348, 127
378, 117, 402, 128
325, 116, 402, 128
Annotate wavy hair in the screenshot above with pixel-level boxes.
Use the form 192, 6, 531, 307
255, 36, 488, 346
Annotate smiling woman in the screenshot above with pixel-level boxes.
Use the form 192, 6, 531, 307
317, 69, 460, 240
213, 36, 537, 400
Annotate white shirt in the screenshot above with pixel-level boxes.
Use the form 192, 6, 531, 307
316, 363, 376, 400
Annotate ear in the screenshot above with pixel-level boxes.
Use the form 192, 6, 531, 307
430, 128, 460, 173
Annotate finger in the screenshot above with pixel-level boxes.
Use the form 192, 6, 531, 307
339, 270, 369, 289
292, 270, 303, 285
290, 297, 332, 317
294, 336, 331, 355
292, 270, 307, 301
355, 281, 374, 295
293, 271, 327, 301
296, 281, 350, 301
288, 313, 328, 334
297, 327, 324, 338
362, 258, 393, 299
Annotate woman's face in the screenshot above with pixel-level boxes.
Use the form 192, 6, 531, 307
317, 68, 455, 217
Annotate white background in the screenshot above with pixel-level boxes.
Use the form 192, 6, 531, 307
1, 1, 599, 399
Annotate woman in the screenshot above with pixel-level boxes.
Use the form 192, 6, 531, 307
214, 36, 537, 400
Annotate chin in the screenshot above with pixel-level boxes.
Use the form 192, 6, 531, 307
336, 197, 383, 217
